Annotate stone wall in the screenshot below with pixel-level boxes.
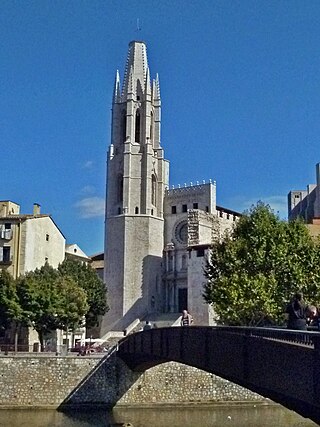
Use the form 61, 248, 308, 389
0, 352, 265, 408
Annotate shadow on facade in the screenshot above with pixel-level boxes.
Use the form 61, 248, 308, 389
109, 254, 162, 333
58, 348, 142, 411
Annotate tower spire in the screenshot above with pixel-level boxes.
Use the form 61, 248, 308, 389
122, 41, 148, 99
112, 70, 121, 104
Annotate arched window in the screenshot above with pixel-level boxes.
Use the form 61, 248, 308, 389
122, 110, 126, 142
181, 254, 187, 270
150, 111, 154, 142
135, 109, 140, 142
135, 206, 139, 214
151, 174, 157, 206
118, 175, 123, 203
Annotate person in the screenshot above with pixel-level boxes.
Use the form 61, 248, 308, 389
306, 305, 317, 326
286, 292, 308, 330
143, 320, 152, 331
180, 309, 193, 326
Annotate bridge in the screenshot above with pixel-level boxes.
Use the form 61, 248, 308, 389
117, 326, 320, 425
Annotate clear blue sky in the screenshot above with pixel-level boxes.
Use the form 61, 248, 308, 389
1, 0, 320, 255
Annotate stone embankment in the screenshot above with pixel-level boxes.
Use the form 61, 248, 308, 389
0, 351, 265, 408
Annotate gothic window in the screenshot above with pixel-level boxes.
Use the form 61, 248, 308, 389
181, 254, 187, 270
150, 111, 154, 142
135, 109, 141, 142
135, 206, 139, 214
151, 174, 157, 206
118, 175, 123, 203
121, 110, 126, 142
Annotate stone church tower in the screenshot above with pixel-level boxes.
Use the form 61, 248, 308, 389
101, 41, 169, 334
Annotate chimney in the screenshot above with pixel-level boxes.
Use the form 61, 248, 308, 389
33, 203, 41, 215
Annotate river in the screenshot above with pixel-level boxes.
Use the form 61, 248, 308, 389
0, 405, 317, 427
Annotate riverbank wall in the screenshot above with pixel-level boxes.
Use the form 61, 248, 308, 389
0, 351, 265, 408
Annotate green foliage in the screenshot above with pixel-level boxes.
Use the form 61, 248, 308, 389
0, 270, 22, 330
54, 276, 89, 331
58, 259, 108, 327
16, 264, 62, 347
204, 202, 320, 326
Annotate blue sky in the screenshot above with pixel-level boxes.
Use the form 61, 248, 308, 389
1, 0, 320, 255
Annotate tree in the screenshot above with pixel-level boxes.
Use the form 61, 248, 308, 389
58, 259, 108, 328
0, 270, 23, 350
54, 276, 89, 346
203, 202, 320, 326
16, 264, 61, 350
16, 263, 90, 351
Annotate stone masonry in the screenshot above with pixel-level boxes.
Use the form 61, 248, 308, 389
0, 354, 264, 408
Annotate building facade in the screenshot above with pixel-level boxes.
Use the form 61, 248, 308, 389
102, 41, 240, 336
0, 201, 65, 279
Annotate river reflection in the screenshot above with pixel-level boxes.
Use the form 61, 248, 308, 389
0, 405, 317, 427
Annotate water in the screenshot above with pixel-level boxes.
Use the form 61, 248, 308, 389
0, 405, 316, 427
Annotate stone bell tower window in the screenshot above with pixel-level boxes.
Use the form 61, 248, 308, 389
135, 110, 141, 143
152, 174, 157, 206
122, 110, 126, 142
150, 111, 154, 143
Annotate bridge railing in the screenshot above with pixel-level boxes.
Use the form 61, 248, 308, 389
211, 326, 317, 347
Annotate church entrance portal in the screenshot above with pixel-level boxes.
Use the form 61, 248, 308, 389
178, 288, 188, 312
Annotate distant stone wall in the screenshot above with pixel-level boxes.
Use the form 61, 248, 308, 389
0, 353, 265, 408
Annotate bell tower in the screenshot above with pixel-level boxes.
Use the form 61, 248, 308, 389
101, 41, 169, 334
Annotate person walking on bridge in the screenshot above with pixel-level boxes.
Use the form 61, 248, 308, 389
286, 292, 307, 330
180, 310, 193, 326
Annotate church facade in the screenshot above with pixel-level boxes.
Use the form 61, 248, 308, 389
101, 41, 240, 335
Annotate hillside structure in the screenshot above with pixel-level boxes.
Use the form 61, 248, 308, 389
101, 41, 240, 335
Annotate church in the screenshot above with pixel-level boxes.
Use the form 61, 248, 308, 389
100, 41, 240, 336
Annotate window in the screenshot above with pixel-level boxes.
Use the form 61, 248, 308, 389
122, 110, 127, 142
171, 206, 177, 214
135, 110, 141, 142
4, 223, 11, 230
151, 209, 154, 215
193, 203, 198, 209
150, 111, 154, 142
182, 204, 187, 213
295, 194, 300, 199
46, 234, 49, 241
118, 207, 121, 215
197, 249, 205, 257
206, 206, 209, 212
152, 174, 157, 206
3, 247, 10, 263
135, 206, 139, 214
181, 254, 187, 270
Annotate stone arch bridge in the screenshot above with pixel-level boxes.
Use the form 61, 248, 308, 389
117, 326, 320, 425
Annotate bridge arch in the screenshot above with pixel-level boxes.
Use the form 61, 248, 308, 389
117, 326, 320, 425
